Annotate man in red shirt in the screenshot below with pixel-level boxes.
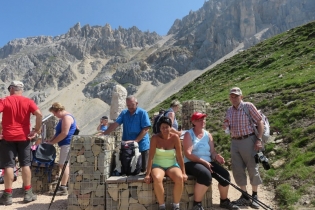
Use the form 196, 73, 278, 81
0, 81, 42, 206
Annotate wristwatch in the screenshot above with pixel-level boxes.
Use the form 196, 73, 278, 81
34, 129, 41, 135
257, 137, 262, 141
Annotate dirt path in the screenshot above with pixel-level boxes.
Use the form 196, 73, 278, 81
0, 175, 67, 210
211, 172, 277, 210
1, 171, 276, 210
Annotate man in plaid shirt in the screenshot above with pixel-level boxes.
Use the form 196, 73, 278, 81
224, 87, 264, 209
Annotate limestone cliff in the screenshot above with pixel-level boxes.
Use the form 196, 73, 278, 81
0, 0, 314, 134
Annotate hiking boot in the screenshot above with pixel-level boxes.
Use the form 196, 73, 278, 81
192, 203, 204, 210
172, 205, 180, 210
55, 186, 68, 196
231, 195, 251, 206
0, 192, 13, 205
251, 195, 260, 209
158, 205, 166, 210
220, 198, 240, 209
23, 188, 37, 203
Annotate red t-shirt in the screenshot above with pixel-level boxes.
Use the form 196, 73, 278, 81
0, 95, 38, 141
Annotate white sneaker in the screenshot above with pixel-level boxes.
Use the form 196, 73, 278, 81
251, 195, 260, 209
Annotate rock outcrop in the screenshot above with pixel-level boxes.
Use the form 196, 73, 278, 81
167, 0, 315, 69
0, 0, 314, 120
110, 85, 127, 120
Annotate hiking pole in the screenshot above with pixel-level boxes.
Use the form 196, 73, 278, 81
14, 167, 21, 174
48, 151, 71, 210
213, 171, 273, 210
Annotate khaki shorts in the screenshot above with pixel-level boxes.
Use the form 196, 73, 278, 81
59, 145, 70, 165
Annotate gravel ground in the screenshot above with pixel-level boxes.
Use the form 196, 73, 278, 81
1, 171, 276, 210
211, 175, 277, 210
0, 175, 67, 210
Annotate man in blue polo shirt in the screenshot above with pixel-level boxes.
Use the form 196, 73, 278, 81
103, 95, 151, 172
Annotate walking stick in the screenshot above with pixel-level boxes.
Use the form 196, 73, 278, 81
48, 151, 70, 210
213, 171, 274, 210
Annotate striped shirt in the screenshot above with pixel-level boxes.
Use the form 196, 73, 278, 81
225, 102, 262, 138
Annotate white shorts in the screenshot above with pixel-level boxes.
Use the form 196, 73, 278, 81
59, 145, 70, 165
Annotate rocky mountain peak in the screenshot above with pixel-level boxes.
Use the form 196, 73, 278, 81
0, 0, 314, 134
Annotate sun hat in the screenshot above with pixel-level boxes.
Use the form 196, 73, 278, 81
8, 81, 24, 89
229, 87, 242, 95
191, 112, 207, 121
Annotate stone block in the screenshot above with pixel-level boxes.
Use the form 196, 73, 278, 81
77, 193, 90, 207
31, 163, 59, 193
67, 205, 81, 210
107, 186, 119, 201
91, 144, 101, 156
138, 190, 156, 205
77, 155, 85, 163
119, 189, 129, 210
95, 184, 105, 197
80, 181, 97, 194
129, 203, 147, 210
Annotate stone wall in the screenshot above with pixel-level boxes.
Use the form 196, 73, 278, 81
67, 135, 116, 210
31, 115, 60, 193
31, 164, 60, 193
105, 175, 212, 210
181, 100, 208, 130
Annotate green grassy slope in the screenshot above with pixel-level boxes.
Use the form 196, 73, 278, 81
149, 21, 315, 209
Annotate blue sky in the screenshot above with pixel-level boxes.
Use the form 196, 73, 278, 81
0, 0, 204, 47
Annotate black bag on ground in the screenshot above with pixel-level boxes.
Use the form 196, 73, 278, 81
112, 141, 142, 176
32, 144, 56, 182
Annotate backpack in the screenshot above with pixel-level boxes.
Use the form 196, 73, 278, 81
152, 111, 169, 134
112, 141, 142, 176
32, 143, 56, 183
243, 104, 270, 143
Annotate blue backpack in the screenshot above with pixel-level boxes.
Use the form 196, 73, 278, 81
32, 144, 56, 183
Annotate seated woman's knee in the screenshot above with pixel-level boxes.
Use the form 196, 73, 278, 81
151, 173, 164, 182
198, 168, 211, 180
218, 170, 230, 187
172, 173, 183, 183
196, 172, 211, 186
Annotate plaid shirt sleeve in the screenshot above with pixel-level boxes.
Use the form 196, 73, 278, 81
246, 102, 262, 124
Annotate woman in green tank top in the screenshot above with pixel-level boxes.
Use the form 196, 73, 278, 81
145, 116, 187, 210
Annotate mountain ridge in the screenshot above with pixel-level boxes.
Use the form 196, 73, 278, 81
0, 0, 314, 135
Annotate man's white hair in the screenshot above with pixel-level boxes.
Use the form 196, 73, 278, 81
126, 95, 137, 102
